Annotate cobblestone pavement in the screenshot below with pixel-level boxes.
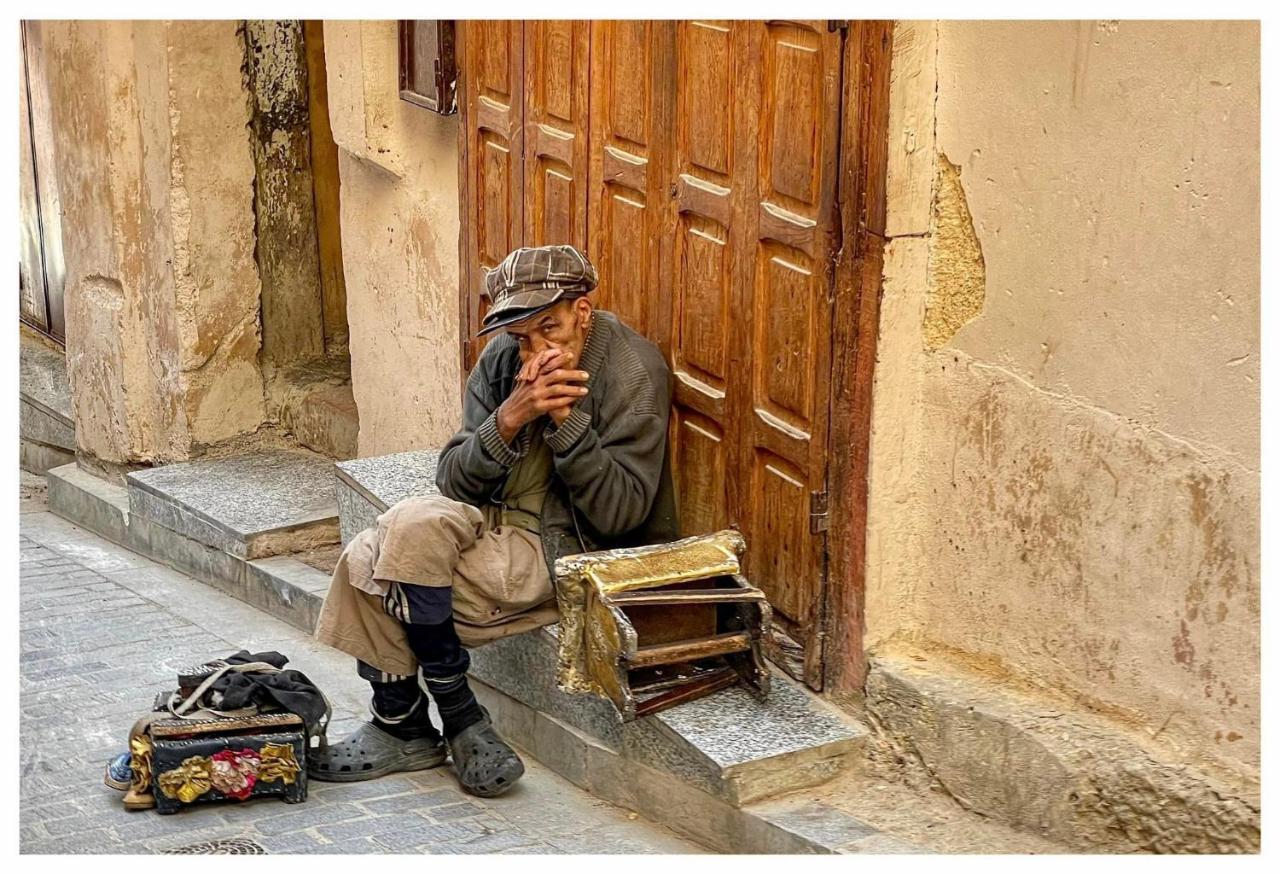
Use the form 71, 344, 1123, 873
19, 474, 704, 855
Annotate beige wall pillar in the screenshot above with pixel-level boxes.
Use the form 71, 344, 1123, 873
322, 21, 462, 457
42, 21, 266, 466
867, 20, 1259, 788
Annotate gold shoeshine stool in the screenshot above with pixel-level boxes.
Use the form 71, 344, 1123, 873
554, 530, 771, 721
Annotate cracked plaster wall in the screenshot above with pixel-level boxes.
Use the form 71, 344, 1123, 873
321, 21, 462, 457
42, 21, 266, 465
866, 19, 1259, 811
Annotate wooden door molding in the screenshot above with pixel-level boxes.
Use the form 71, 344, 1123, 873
823, 21, 893, 699
457, 21, 525, 375
523, 20, 590, 250
587, 20, 673, 346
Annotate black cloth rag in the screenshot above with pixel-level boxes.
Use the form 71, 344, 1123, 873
207, 650, 328, 737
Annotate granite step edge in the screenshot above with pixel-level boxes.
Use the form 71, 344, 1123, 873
19, 390, 75, 431
46, 463, 324, 634
124, 468, 340, 550
473, 679, 918, 854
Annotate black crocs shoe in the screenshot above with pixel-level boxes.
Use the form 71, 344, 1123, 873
447, 709, 524, 798
308, 721, 447, 783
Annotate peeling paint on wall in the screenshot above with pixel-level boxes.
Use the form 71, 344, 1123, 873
924, 154, 986, 351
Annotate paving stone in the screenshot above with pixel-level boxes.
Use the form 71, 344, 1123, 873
26, 827, 116, 854
425, 801, 487, 822
21, 490, 704, 856
326, 837, 386, 854
308, 775, 422, 802
434, 829, 551, 854
316, 812, 432, 842
370, 821, 474, 852
251, 802, 368, 836
253, 828, 331, 853
357, 787, 465, 815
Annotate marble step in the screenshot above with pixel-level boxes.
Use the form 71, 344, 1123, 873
126, 450, 340, 560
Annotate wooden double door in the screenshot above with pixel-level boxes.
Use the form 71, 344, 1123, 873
459, 20, 852, 688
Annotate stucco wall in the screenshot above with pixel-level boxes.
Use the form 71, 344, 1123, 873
43, 21, 266, 464
322, 21, 462, 457
867, 20, 1259, 790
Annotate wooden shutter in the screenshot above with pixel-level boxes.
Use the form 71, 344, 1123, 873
399, 21, 458, 114
458, 21, 524, 371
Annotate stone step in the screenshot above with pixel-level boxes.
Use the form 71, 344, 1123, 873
336, 447, 868, 808
20, 330, 76, 474
471, 678, 914, 854
334, 449, 440, 544
47, 462, 329, 632
47, 458, 903, 853
471, 626, 866, 807
126, 450, 340, 559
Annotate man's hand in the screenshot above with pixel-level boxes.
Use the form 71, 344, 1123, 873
496, 348, 590, 444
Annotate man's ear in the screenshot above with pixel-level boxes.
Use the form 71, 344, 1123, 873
575, 296, 593, 330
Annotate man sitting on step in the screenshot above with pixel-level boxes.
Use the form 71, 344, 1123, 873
311, 244, 678, 797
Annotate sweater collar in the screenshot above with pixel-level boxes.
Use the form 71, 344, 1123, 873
577, 310, 611, 385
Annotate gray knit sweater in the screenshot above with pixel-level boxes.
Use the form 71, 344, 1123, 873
436, 311, 679, 579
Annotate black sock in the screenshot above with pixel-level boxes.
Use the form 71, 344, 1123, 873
369, 676, 438, 741
402, 619, 482, 738
424, 673, 484, 739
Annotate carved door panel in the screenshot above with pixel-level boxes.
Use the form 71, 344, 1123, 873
459, 19, 847, 689
458, 21, 524, 371
523, 20, 589, 250
666, 20, 842, 688
664, 20, 741, 545
731, 21, 843, 687
585, 21, 673, 344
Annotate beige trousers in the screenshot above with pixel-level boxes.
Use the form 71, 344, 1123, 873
314, 494, 559, 677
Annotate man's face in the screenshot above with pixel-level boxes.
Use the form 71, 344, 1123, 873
504, 297, 593, 368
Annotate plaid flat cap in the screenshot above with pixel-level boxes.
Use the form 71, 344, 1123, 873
479, 245, 599, 336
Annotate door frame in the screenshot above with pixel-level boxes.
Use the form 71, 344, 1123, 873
455, 20, 894, 699
822, 21, 892, 698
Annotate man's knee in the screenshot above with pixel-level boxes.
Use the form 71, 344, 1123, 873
380, 495, 484, 547
383, 581, 453, 626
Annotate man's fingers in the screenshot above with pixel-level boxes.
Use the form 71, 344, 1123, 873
536, 349, 569, 375
536, 383, 589, 401
540, 368, 591, 385
536, 395, 578, 412
520, 350, 551, 382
